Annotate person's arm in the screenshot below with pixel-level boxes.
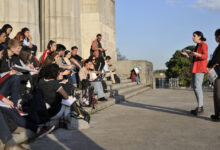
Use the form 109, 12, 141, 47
193, 44, 208, 60
70, 58, 81, 69
57, 87, 68, 100
0, 95, 14, 108
92, 40, 98, 51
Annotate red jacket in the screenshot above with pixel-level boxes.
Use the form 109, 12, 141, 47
0, 73, 11, 100
192, 41, 208, 73
41, 49, 51, 64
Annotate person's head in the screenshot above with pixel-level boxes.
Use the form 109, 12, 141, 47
7, 39, 22, 55
14, 32, 25, 45
0, 29, 6, 43
215, 29, 220, 43
84, 59, 92, 69
56, 44, 66, 57
19, 47, 32, 64
41, 55, 55, 68
96, 33, 102, 41
89, 55, 96, 64
105, 56, 111, 63
1, 24, 13, 36
71, 46, 78, 56
49, 51, 59, 63
93, 50, 99, 58
64, 50, 71, 59
193, 31, 206, 43
44, 64, 60, 80
0, 45, 5, 60
47, 40, 56, 51
21, 27, 30, 38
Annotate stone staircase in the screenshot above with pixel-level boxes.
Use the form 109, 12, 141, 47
84, 77, 151, 114
0, 77, 151, 149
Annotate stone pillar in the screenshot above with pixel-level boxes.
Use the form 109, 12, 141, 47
0, 0, 40, 53
80, 0, 117, 61
40, 0, 82, 55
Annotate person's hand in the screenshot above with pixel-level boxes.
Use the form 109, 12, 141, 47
32, 70, 39, 75
207, 68, 211, 73
193, 52, 202, 57
26, 63, 34, 69
29, 35, 32, 42
181, 51, 189, 58
213, 64, 219, 68
63, 70, 70, 75
9, 69, 18, 75
2, 97, 14, 108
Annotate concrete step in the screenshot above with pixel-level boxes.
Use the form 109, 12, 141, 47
106, 78, 131, 86
107, 82, 137, 90
118, 84, 146, 95
84, 98, 116, 114
124, 86, 151, 99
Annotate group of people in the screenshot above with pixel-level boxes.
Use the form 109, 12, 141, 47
181, 29, 220, 121
0, 24, 118, 150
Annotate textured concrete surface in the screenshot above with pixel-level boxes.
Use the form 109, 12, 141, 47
23, 89, 220, 150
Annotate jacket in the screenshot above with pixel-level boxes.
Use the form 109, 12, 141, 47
192, 41, 208, 73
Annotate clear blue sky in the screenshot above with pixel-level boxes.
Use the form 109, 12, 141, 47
115, 0, 220, 70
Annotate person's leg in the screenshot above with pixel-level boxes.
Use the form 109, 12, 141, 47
0, 107, 38, 133
90, 82, 105, 99
214, 79, 220, 116
0, 110, 16, 147
193, 73, 204, 107
0, 75, 20, 107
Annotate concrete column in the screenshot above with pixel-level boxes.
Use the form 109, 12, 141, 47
0, 0, 40, 53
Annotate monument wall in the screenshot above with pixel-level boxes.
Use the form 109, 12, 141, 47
0, 0, 117, 61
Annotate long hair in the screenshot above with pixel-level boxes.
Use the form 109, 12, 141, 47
193, 31, 206, 41
19, 47, 31, 64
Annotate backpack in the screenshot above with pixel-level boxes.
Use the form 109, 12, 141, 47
21, 89, 49, 124
114, 74, 120, 83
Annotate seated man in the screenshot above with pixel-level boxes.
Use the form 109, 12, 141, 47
79, 59, 107, 101
102, 56, 116, 84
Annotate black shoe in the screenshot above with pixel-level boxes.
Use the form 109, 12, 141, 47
98, 97, 107, 101
210, 114, 220, 122
190, 107, 204, 116
37, 125, 55, 139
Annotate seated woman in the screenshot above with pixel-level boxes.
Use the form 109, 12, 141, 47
1, 24, 13, 45
14, 32, 24, 46
79, 59, 107, 101
41, 40, 56, 64
38, 64, 78, 124
21, 27, 37, 56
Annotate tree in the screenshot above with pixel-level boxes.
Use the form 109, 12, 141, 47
165, 45, 195, 87
116, 48, 127, 61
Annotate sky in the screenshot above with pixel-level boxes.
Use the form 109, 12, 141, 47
115, 0, 220, 70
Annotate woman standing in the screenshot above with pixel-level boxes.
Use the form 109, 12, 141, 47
182, 31, 208, 116
207, 29, 220, 121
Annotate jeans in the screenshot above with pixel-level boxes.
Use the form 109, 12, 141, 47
0, 110, 16, 146
214, 79, 220, 116
0, 107, 38, 133
0, 75, 20, 107
192, 73, 204, 107
90, 81, 105, 99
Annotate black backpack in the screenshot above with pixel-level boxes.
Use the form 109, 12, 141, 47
114, 74, 120, 83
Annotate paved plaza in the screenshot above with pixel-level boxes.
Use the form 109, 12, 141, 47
24, 89, 220, 150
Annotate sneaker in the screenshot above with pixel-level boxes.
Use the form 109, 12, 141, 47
190, 107, 204, 116
98, 97, 107, 101
36, 125, 55, 139
210, 114, 220, 122
16, 107, 28, 116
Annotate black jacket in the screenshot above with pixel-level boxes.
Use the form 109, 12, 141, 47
208, 44, 220, 77
0, 49, 21, 73
94, 57, 105, 72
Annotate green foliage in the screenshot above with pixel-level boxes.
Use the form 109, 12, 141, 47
165, 45, 195, 87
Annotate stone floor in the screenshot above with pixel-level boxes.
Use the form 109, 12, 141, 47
23, 89, 220, 150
